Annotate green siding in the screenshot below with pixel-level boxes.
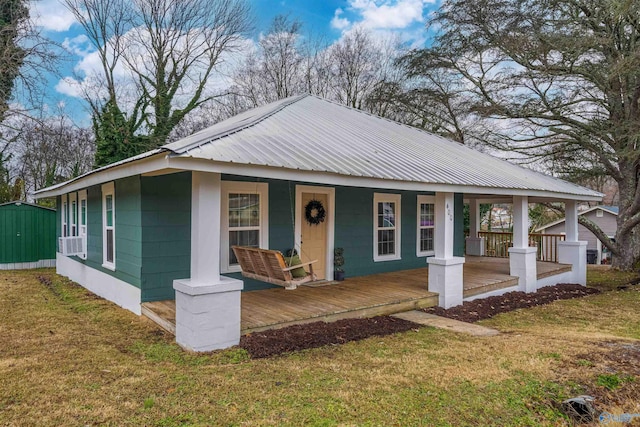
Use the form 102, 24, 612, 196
335, 187, 435, 277
76, 178, 143, 288
115, 177, 142, 284
220, 177, 465, 289
59, 173, 468, 299
140, 172, 191, 302
0, 203, 56, 263
86, 186, 102, 264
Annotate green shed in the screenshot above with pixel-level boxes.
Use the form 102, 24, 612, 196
0, 201, 57, 269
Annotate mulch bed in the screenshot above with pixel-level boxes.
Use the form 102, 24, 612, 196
423, 284, 600, 323
239, 284, 600, 358
239, 316, 418, 359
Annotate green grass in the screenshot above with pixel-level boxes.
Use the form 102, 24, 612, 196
586, 265, 639, 291
1, 269, 639, 426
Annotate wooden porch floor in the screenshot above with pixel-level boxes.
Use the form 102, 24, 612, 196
141, 257, 572, 335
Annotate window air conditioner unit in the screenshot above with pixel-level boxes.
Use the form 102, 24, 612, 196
59, 236, 85, 256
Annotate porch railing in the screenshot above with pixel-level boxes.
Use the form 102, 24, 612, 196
477, 231, 566, 263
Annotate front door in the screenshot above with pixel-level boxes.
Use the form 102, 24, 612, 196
300, 192, 328, 280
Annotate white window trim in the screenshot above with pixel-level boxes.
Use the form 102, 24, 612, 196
102, 182, 115, 270
69, 192, 78, 237
78, 190, 87, 260
373, 193, 401, 262
221, 181, 269, 273
61, 195, 68, 238
596, 209, 604, 218
417, 195, 436, 257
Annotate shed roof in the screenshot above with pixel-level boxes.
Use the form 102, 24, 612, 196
0, 201, 55, 211
535, 205, 618, 232
35, 95, 602, 200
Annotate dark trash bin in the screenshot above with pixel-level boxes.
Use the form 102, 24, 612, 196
586, 249, 598, 264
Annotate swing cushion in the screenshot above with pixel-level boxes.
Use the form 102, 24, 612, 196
284, 255, 307, 278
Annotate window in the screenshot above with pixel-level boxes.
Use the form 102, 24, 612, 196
221, 181, 268, 273
417, 195, 435, 256
62, 197, 68, 237
79, 190, 87, 259
102, 182, 115, 269
596, 209, 604, 218
69, 193, 77, 236
374, 193, 401, 261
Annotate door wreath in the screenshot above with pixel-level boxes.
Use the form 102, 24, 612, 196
304, 199, 326, 225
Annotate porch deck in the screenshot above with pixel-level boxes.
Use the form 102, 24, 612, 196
141, 257, 572, 335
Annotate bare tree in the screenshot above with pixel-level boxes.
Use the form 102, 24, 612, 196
229, 14, 308, 106
259, 15, 304, 100
329, 28, 380, 109
300, 35, 331, 98
64, 0, 253, 162
13, 112, 94, 196
403, 0, 640, 270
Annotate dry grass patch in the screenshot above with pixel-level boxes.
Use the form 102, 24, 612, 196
1, 269, 639, 426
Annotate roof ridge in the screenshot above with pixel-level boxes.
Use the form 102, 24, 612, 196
308, 95, 601, 197
168, 94, 308, 155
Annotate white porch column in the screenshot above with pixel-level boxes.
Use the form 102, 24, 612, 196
558, 200, 587, 285
173, 171, 244, 352
508, 196, 537, 292
465, 199, 485, 256
428, 192, 465, 308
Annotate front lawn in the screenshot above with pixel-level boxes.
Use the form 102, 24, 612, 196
0, 269, 638, 426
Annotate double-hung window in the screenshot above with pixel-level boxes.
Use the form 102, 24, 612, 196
417, 195, 436, 256
102, 182, 115, 269
221, 181, 268, 273
62, 197, 68, 237
374, 193, 401, 261
69, 193, 78, 237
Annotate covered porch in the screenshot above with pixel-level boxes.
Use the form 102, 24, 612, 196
142, 256, 571, 335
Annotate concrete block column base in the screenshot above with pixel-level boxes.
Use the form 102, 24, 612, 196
558, 241, 587, 285
465, 237, 485, 256
173, 277, 244, 352
427, 256, 465, 309
509, 247, 537, 293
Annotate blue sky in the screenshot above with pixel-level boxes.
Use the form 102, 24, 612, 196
29, 0, 441, 124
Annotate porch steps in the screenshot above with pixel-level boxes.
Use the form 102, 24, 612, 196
242, 294, 440, 335
392, 310, 499, 337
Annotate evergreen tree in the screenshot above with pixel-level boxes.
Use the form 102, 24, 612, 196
93, 99, 147, 167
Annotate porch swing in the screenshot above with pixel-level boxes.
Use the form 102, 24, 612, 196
231, 182, 318, 290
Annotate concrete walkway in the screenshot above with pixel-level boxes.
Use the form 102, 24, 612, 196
392, 310, 499, 337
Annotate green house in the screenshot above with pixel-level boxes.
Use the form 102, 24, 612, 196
0, 201, 56, 269
35, 95, 602, 351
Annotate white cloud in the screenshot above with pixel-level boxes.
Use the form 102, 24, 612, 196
331, 8, 351, 30
30, 0, 77, 32
55, 77, 84, 98
62, 34, 92, 56
340, 0, 434, 30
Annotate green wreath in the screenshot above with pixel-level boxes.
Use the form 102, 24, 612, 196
305, 199, 326, 225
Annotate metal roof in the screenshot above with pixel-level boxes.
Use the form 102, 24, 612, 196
0, 201, 55, 211
165, 95, 601, 198
35, 94, 602, 200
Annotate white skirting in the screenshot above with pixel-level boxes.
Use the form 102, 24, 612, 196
0, 259, 56, 270
56, 253, 141, 315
